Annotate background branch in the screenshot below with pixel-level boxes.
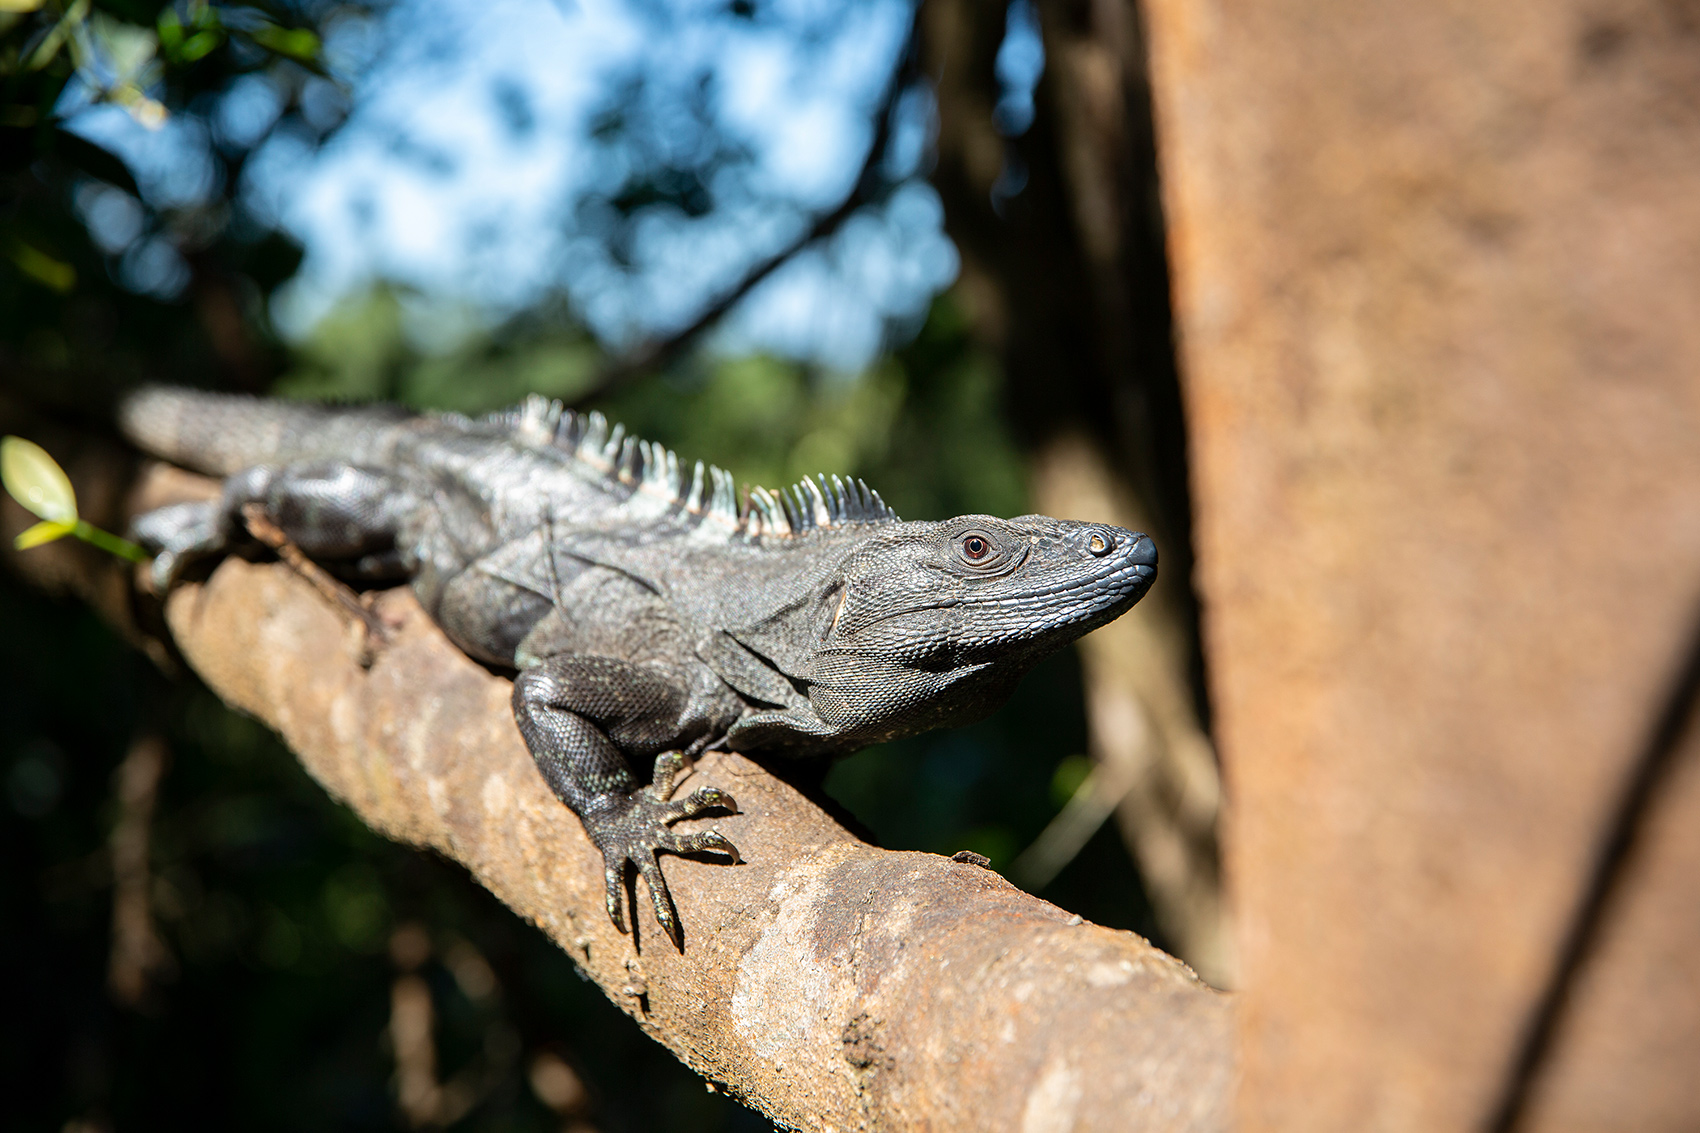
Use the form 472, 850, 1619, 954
576, 10, 923, 403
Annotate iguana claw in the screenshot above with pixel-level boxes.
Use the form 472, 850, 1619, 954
597, 752, 740, 949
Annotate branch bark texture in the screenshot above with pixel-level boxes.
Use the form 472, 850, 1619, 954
158, 555, 1231, 1132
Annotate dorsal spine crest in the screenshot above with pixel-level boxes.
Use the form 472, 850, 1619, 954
462, 397, 900, 537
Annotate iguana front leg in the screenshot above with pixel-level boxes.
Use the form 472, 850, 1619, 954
511, 655, 740, 949
132, 462, 416, 589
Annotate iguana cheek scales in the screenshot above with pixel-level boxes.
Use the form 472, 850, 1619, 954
123, 387, 1157, 949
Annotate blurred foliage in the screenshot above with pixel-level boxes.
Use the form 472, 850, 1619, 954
1, 1, 1160, 1129
276, 288, 606, 414
0, 0, 353, 409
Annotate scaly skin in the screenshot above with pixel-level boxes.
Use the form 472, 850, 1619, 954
123, 388, 1158, 948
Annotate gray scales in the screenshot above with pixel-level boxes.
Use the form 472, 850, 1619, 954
121, 387, 1158, 947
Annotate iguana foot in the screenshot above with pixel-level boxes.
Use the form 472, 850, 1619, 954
596, 752, 740, 949
131, 500, 227, 591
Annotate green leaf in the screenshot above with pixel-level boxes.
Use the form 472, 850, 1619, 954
157, 7, 223, 63
9, 242, 77, 293
1, 436, 79, 524
249, 23, 319, 64
14, 519, 74, 549
1049, 754, 1094, 810
156, 8, 182, 51
25, 0, 90, 71
179, 29, 221, 62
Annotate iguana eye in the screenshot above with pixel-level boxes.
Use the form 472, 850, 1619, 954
951, 530, 1013, 573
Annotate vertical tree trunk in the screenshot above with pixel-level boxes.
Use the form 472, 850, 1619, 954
1141, 0, 1700, 1126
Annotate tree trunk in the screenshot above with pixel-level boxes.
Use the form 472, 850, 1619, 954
1141, 0, 1700, 1126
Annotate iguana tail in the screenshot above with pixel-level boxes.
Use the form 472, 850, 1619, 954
119, 386, 414, 475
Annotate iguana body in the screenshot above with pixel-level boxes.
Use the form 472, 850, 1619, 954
122, 388, 1157, 946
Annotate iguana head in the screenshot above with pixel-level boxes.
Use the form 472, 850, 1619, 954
826, 514, 1156, 662
724, 514, 1157, 751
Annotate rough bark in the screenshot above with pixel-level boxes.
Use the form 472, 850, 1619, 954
1140, 0, 1700, 1128
0, 458, 1234, 1133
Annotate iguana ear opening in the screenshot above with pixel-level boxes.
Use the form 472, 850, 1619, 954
818, 583, 847, 639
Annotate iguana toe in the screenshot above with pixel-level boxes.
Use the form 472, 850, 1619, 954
593, 754, 740, 949
663, 785, 740, 820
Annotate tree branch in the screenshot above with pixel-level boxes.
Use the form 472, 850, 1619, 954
170, 560, 1231, 1130
3, 460, 1233, 1130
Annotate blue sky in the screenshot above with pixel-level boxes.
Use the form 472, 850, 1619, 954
69, 0, 968, 371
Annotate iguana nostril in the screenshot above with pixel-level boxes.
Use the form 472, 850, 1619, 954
1088, 532, 1111, 556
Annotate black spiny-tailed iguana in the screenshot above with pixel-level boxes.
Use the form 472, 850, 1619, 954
121, 387, 1157, 947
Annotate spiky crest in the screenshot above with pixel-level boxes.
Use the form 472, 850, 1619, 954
464, 394, 900, 537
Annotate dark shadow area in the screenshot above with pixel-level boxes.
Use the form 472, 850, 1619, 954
0, 576, 776, 1133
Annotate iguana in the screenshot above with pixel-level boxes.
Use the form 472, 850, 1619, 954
121, 387, 1158, 947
